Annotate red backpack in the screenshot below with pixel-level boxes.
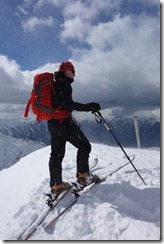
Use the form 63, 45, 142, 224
24, 72, 71, 122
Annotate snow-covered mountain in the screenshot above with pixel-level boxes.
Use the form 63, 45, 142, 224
0, 116, 160, 149
0, 118, 46, 171
82, 116, 160, 148
0, 143, 160, 240
0, 115, 160, 171
0, 132, 45, 171
0, 118, 50, 145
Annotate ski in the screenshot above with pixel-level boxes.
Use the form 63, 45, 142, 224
17, 158, 99, 240
17, 155, 136, 240
43, 177, 106, 229
43, 196, 78, 229
109, 154, 135, 176
17, 185, 73, 240
42, 159, 99, 230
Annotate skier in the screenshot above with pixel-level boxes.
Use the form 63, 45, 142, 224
48, 61, 101, 198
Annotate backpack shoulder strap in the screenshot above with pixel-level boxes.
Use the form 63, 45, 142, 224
24, 97, 31, 117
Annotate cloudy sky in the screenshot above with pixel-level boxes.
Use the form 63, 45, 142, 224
0, 0, 160, 121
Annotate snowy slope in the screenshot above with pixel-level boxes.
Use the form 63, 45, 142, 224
0, 143, 160, 240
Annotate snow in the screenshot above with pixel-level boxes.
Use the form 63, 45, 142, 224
0, 143, 160, 240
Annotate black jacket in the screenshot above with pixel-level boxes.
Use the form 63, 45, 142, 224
52, 72, 91, 112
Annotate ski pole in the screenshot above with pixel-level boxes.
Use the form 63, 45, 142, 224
94, 111, 146, 186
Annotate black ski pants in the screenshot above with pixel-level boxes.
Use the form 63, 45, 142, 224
47, 119, 91, 186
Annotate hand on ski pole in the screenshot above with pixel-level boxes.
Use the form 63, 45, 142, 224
84, 102, 101, 113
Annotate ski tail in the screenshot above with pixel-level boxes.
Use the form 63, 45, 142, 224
18, 186, 73, 240
110, 154, 135, 176
90, 157, 98, 172
43, 198, 77, 229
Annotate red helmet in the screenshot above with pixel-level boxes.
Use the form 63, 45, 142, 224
58, 61, 75, 73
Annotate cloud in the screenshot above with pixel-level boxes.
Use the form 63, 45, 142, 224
0, 0, 160, 120
0, 55, 58, 117
61, 0, 118, 20
57, 1, 159, 110
69, 13, 160, 110
0, 53, 160, 120
17, 0, 40, 16
0, 55, 29, 104
22, 16, 54, 32
33, 0, 122, 43
0, 103, 26, 119
60, 0, 121, 43
0, 55, 59, 104
61, 17, 91, 42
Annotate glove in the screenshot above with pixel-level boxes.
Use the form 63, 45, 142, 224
84, 102, 101, 113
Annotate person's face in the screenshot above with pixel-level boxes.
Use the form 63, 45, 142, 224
64, 70, 75, 79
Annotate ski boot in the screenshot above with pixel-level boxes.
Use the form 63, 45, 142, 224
51, 181, 71, 199
76, 172, 100, 187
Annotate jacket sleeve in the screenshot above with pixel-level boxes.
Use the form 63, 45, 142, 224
62, 100, 91, 112
52, 81, 90, 112
52, 80, 100, 112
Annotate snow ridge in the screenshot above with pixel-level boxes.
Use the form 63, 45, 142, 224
0, 143, 160, 240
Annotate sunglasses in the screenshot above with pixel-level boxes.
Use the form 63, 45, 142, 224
68, 70, 75, 75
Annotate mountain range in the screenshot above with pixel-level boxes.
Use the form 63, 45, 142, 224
82, 116, 160, 148
0, 116, 160, 171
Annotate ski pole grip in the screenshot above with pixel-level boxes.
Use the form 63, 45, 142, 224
96, 110, 101, 116
94, 111, 102, 124
94, 111, 111, 130
98, 111, 110, 130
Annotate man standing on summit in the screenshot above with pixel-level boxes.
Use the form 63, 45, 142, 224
48, 61, 101, 198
